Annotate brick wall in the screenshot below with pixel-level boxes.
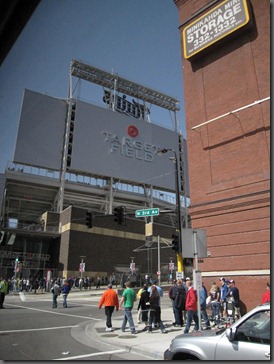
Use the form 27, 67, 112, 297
175, 0, 270, 311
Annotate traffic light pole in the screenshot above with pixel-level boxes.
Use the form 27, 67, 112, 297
158, 148, 183, 273
174, 152, 183, 273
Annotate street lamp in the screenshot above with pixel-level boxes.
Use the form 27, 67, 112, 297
157, 148, 184, 273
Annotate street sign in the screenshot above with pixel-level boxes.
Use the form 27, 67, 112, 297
135, 208, 159, 218
181, 229, 207, 258
176, 271, 184, 280
145, 222, 153, 236
79, 262, 85, 272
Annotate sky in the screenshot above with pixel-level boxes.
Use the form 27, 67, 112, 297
0, 0, 186, 174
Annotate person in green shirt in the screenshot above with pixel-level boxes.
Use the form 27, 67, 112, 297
120, 280, 137, 334
0, 277, 9, 309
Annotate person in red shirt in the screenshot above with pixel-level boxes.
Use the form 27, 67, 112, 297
98, 283, 119, 331
261, 282, 270, 304
184, 280, 199, 334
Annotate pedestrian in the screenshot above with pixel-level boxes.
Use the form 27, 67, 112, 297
168, 279, 177, 325
171, 279, 186, 327
147, 285, 167, 333
148, 279, 163, 328
219, 277, 228, 318
96, 276, 101, 290
0, 277, 9, 309
261, 282, 270, 304
137, 285, 150, 331
61, 279, 70, 308
200, 282, 211, 330
227, 279, 241, 319
98, 283, 119, 331
209, 284, 221, 328
184, 279, 199, 334
119, 281, 137, 334
51, 280, 61, 308
136, 284, 146, 323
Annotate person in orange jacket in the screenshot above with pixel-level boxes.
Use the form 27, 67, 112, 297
98, 283, 119, 331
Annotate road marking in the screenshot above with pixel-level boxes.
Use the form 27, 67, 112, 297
5, 303, 102, 321
54, 349, 126, 360
0, 326, 78, 334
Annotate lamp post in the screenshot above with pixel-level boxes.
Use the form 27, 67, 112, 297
157, 148, 183, 273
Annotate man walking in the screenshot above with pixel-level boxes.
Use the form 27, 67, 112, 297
120, 281, 137, 334
184, 280, 199, 334
0, 277, 9, 309
61, 279, 70, 308
98, 283, 119, 331
51, 280, 61, 308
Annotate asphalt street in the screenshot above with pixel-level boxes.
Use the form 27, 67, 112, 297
0, 286, 213, 360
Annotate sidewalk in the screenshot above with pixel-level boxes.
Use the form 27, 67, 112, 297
89, 306, 185, 360
65, 287, 186, 360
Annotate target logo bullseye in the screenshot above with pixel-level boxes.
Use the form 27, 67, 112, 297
127, 125, 139, 138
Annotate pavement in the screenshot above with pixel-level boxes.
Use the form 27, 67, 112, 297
8, 286, 215, 360
90, 305, 187, 360
68, 286, 204, 360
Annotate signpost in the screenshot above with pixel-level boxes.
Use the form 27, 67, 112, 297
135, 208, 159, 218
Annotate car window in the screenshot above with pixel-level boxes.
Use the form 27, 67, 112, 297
235, 309, 270, 344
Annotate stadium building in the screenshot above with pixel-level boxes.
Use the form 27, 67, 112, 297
0, 60, 191, 287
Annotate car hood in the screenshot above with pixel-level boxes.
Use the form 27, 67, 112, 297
174, 328, 226, 341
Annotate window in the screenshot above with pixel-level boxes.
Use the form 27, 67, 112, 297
236, 309, 270, 344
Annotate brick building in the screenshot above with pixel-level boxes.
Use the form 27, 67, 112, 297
174, 0, 270, 311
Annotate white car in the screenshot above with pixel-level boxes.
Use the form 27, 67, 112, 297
164, 303, 270, 360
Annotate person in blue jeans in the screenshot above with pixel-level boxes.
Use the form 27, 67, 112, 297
61, 279, 70, 308
51, 280, 60, 308
209, 284, 221, 328
200, 283, 211, 329
184, 280, 199, 334
119, 281, 137, 334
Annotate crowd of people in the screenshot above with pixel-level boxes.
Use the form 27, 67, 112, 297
96, 277, 270, 334
0, 274, 270, 336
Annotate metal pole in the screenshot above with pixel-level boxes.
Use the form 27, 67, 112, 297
157, 148, 183, 274
80, 257, 84, 281
174, 151, 183, 273
80, 255, 85, 290
193, 230, 201, 331
157, 235, 161, 286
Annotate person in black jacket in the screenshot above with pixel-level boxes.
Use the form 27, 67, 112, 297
147, 285, 167, 333
171, 279, 186, 327
137, 285, 150, 331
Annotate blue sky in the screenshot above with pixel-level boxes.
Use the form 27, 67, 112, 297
0, 0, 186, 174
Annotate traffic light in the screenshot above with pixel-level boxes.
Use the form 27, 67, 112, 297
114, 206, 126, 225
86, 211, 93, 228
171, 233, 179, 252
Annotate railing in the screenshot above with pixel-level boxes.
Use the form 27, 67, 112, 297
5, 161, 185, 206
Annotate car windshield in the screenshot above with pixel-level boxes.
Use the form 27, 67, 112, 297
234, 309, 270, 344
